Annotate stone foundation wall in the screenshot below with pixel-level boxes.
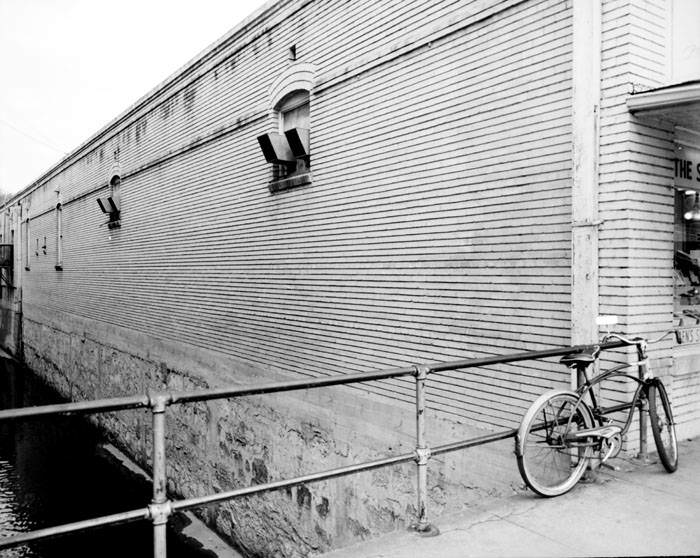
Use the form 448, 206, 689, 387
21, 305, 521, 556
0, 299, 21, 357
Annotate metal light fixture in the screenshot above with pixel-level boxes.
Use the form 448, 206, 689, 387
685, 192, 700, 221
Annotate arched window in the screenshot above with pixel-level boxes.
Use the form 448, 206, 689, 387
97, 174, 122, 229
278, 90, 309, 134
110, 174, 121, 199
23, 216, 30, 271
55, 202, 63, 270
257, 62, 316, 193
276, 89, 310, 176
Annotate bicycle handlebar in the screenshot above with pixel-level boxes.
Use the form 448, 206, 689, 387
646, 330, 676, 344
601, 332, 638, 345
602, 330, 675, 346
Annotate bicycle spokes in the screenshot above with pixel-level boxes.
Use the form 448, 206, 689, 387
517, 391, 594, 496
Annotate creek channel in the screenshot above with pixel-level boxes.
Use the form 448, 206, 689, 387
0, 358, 218, 558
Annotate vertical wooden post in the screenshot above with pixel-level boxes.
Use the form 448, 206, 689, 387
571, 0, 602, 384
637, 342, 649, 459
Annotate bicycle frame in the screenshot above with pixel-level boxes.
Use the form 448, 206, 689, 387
571, 340, 651, 447
515, 331, 677, 497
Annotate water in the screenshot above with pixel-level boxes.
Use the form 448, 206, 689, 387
0, 360, 208, 558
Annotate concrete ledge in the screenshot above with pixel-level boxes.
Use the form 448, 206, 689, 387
98, 443, 244, 558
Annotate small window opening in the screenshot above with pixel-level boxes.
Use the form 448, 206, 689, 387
97, 174, 122, 229
288, 45, 297, 61
276, 90, 310, 178
257, 88, 312, 193
0, 238, 12, 299
23, 220, 29, 270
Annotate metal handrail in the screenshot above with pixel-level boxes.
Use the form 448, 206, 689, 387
0, 393, 150, 420
0, 339, 632, 555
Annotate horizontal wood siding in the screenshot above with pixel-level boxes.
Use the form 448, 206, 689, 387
673, 370, 700, 437
598, 0, 676, 439
15, 0, 573, 431
311, 0, 574, 426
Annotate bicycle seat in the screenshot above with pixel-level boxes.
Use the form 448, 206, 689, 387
559, 352, 596, 367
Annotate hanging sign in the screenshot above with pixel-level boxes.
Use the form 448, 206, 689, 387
675, 145, 700, 189
676, 325, 700, 344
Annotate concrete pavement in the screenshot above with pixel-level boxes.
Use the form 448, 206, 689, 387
322, 437, 700, 557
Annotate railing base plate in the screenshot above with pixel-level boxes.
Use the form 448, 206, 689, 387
408, 522, 440, 537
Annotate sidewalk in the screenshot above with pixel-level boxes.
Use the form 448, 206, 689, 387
323, 438, 700, 558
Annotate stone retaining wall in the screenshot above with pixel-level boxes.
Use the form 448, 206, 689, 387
20, 306, 520, 556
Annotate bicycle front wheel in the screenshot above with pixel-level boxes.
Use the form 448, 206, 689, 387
516, 389, 594, 497
648, 380, 678, 473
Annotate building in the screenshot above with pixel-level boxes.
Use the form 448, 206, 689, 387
1, 0, 699, 555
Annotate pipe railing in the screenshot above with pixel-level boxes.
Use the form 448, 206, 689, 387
0, 339, 634, 556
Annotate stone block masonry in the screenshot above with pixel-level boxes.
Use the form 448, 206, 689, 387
0, 300, 21, 357
21, 304, 521, 556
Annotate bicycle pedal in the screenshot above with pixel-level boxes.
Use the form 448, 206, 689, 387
600, 433, 622, 464
600, 462, 620, 471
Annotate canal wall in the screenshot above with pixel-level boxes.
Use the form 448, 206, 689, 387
0, 298, 21, 358
20, 303, 521, 557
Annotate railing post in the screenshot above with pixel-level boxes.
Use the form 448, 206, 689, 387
638, 397, 648, 459
149, 391, 172, 558
409, 365, 439, 537
636, 343, 648, 460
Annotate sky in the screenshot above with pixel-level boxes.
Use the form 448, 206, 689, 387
0, 0, 270, 196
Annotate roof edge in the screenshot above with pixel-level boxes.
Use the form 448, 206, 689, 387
3, 0, 288, 209
627, 80, 700, 113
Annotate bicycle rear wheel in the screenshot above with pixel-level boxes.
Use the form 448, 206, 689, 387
648, 380, 678, 473
516, 390, 594, 497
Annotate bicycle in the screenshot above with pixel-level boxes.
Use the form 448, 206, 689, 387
514, 331, 678, 497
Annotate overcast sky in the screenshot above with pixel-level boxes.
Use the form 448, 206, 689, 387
0, 0, 270, 196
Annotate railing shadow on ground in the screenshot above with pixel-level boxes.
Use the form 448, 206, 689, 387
0, 339, 637, 557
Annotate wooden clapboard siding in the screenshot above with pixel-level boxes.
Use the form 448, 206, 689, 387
598, 0, 675, 425
308, 0, 574, 425
673, 371, 700, 438
13, 0, 574, 430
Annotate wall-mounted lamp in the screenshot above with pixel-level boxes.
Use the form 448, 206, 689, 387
257, 132, 296, 165
284, 127, 310, 158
